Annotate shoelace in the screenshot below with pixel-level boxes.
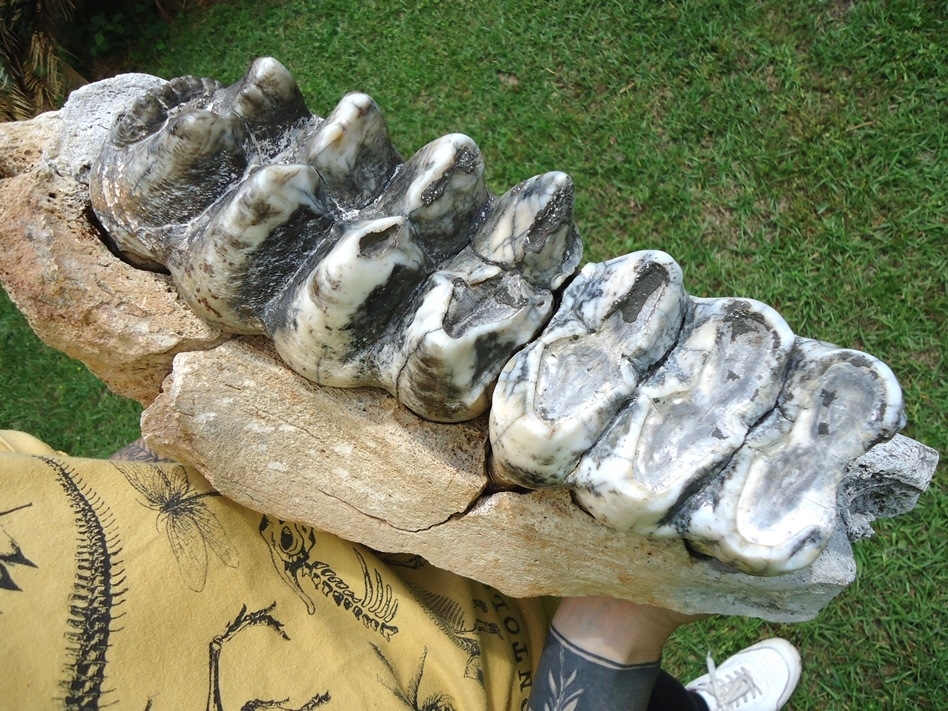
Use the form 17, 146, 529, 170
700, 652, 764, 710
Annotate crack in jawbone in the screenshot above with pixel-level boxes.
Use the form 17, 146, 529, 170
93, 57, 913, 576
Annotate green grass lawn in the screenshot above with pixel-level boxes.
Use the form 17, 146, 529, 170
1, 0, 945, 707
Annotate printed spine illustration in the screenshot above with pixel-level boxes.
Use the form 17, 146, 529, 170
44, 457, 126, 710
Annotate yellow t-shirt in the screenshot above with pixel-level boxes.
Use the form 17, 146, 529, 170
0, 432, 551, 710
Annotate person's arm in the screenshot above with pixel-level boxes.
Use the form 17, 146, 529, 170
527, 596, 698, 711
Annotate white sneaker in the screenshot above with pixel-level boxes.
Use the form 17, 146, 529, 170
684, 638, 801, 711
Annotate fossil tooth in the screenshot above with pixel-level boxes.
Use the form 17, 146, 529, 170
378, 133, 489, 263
381, 172, 584, 422
217, 56, 310, 133
173, 163, 329, 332
570, 297, 796, 531
472, 171, 582, 289
303, 92, 402, 209
92, 95, 246, 268
110, 74, 223, 149
681, 339, 906, 574
489, 250, 687, 487
272, 215, 428, 387
383, 254, 552, 422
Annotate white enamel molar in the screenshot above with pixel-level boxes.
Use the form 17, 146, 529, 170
272, 216, 427, 387
383, 133, 490, 263
569, 297, 797, 532
472, 171, 583, 289
303, 92, 402, 209
489, 250, 687, 488
387, 261, 553, 422
173, 163, 328, 333
681, 338, 906, 575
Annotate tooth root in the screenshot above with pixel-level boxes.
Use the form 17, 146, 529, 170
228, 56, 309, 129
489, 251, 687, 487
473, 171, 582, 289
305, 92, 402, 208
570, 297, 796, 531
172, 163, 326, 332
682, 339, 906, 575
272, 216, 427, 386
380, 133, 489, 263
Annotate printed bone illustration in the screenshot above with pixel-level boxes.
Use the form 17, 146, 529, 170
91, 58, 907, 575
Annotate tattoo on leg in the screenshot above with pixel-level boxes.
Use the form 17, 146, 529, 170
527, 626, 661, 711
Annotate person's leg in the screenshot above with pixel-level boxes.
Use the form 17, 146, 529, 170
527, 596, 703, 711
528, 596, 800, 711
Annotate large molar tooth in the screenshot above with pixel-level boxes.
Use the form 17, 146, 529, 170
489, 251, 686, 488
473, 171, 582, 289
172, 163, 326, 333
110, 75, 222, 149
379, 133, 489, 262
92, 108, 248, 266
223, 57, 310, 134
272, 216, 428, 387
384, 251, 553, 423
570, 297, 796, 532
682, 339, 906, 575
304, 92, 402, 209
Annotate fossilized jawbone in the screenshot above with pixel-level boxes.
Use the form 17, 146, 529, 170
91, 57, 907, 576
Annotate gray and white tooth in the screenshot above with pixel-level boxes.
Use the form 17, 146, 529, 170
303, 92, 402, 209
222, 57, 310, 133
682, 338, 906, 575
173, 163, 328, 332
570, 297, 796, 532
272, 216, 428, 387
378, 133, 489, 262
489, 251, 686, 488
110, 75, 222, 149
91, 108, 248, 266
382, 252, 552, 423
473, 171, 582, 289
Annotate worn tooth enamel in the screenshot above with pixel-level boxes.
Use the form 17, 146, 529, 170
92, 108, 247, 268
473, 172, 582, 288
380, 133, 489, 262
382, 250, 553, 422
111, 75, 223, 149
304, 92, 402, 209
90, 59, 917, 576
224, 56, 310, 130
272, 216, 427, 386
489, 251, 687, 487
173, 163, 327, 332
570, 297, 796, 531
382, 173, 583, 422
682, 339, 906, 574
